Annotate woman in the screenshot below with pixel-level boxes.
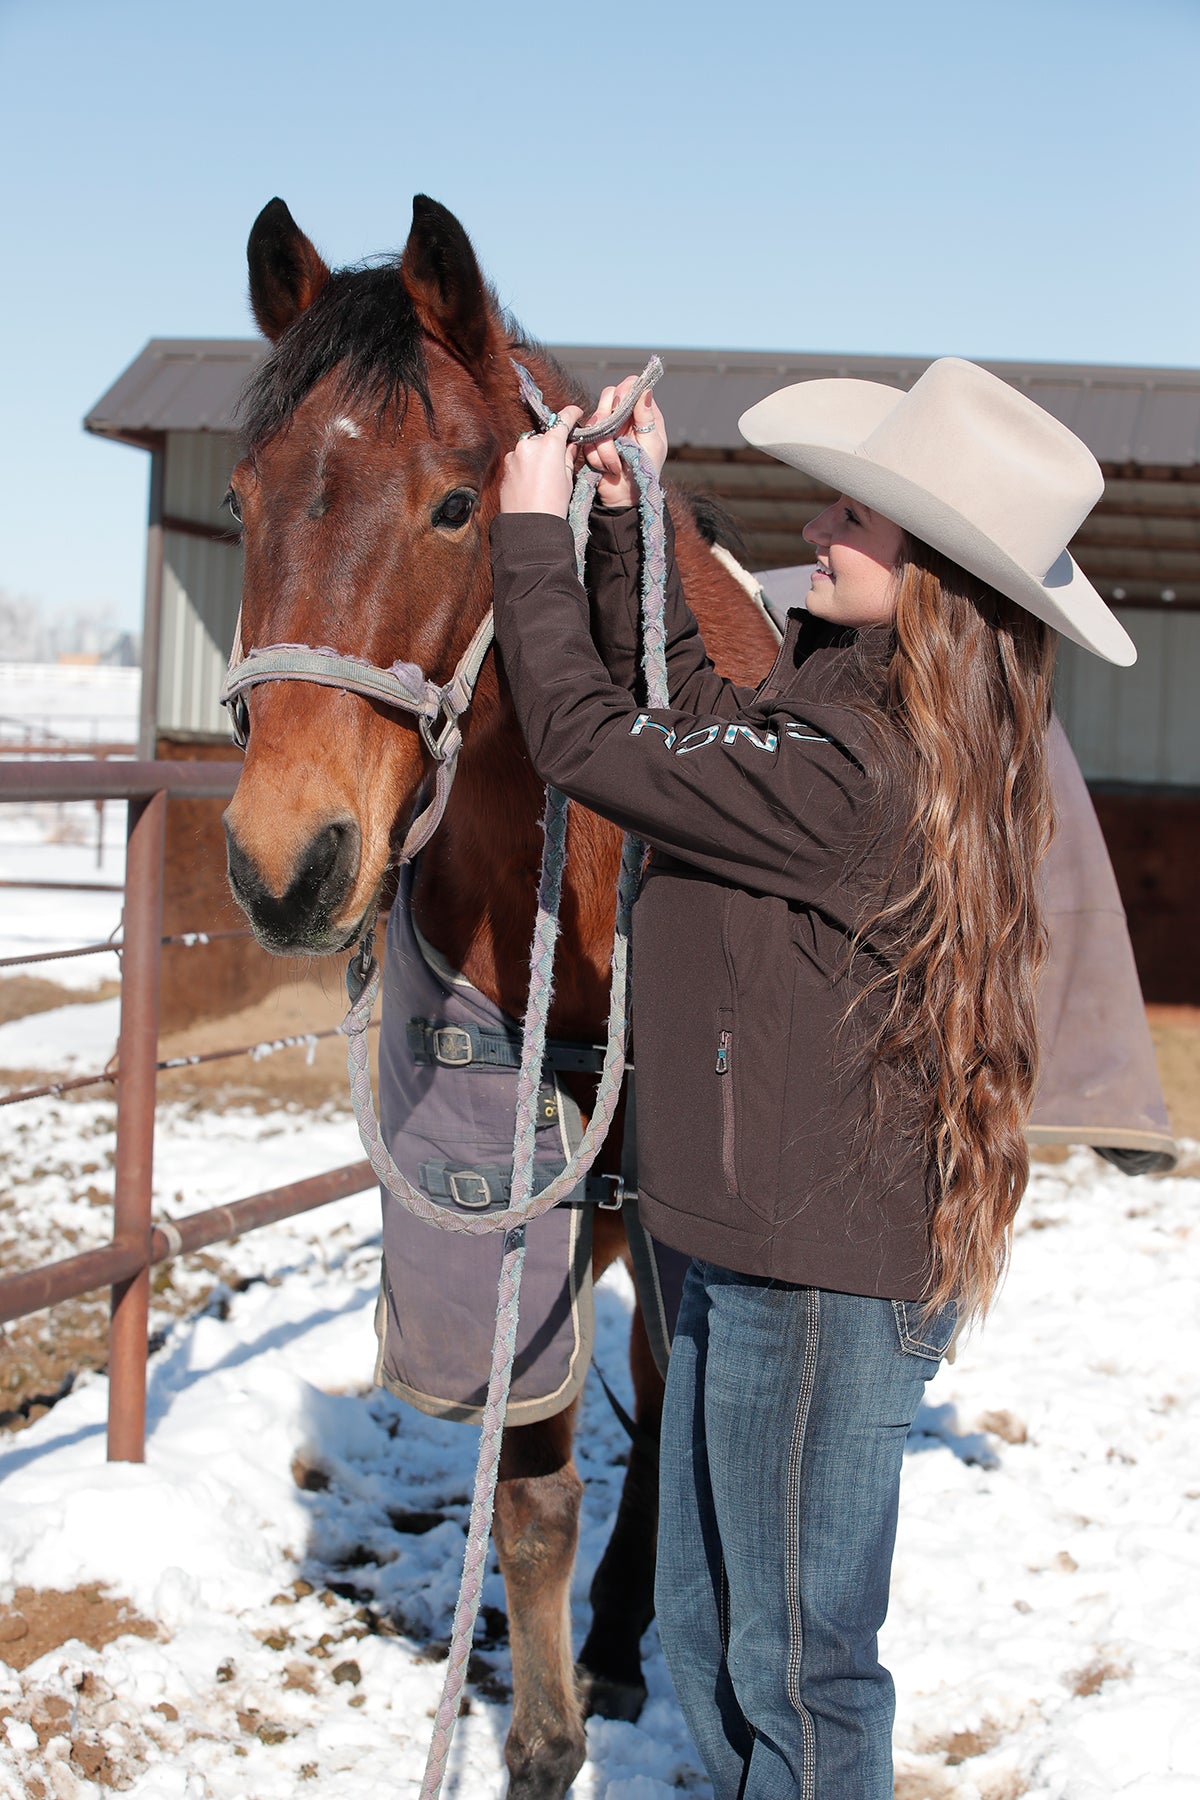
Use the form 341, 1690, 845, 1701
490, 357, 1134, 1798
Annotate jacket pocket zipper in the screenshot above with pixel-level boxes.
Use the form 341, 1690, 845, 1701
716, 1026, 737, 1198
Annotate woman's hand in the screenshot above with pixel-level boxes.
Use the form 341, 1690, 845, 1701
585, 377, 669, 508
499, 406, 584, 518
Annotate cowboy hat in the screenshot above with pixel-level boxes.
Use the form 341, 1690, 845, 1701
738, 357, 1135, 665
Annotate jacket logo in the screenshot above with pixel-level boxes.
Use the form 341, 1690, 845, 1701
629, 714, 830, 755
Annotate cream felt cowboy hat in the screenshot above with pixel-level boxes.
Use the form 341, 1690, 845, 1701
739, 356, 1135, 666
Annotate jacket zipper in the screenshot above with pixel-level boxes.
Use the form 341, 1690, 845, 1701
717, 1027, 737, 1197
754, 613, 799, 701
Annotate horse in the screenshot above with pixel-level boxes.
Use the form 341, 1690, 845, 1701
221, 192, 779, 1800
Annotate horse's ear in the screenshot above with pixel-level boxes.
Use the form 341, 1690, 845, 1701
400, 195, 493, 372
247, 198, 331, 341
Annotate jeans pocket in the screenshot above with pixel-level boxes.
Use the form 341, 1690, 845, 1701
891, 1297, 958, 1365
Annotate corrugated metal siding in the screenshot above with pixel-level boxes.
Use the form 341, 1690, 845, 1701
1055, 608, 1200, 785
158, 432, 242, 735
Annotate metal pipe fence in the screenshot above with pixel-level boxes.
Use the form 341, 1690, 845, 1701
0, 761, 376, 1461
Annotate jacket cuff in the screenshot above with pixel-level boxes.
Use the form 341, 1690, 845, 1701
489, 512, 576, 567
587, 505, 641, 559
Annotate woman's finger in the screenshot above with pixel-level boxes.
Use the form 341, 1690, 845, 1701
586, 385, 617, 435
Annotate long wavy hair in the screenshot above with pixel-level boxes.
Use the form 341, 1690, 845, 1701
854, 534, 1058, 1322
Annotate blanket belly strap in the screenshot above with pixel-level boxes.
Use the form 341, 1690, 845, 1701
407, 1016, 607, 1075
420, 1160, 621, 1215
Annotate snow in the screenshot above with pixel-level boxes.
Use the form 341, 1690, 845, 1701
0, 663, 140, 747
1, 1117, 1197, 1798
3, 670, 1199, 1797
0, 998, 121, 1074
0, 661, 137, 993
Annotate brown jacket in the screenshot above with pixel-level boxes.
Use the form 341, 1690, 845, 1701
491, 507, 1175, 1300
494, 509, 934, 1298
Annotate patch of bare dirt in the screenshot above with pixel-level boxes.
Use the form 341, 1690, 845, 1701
0, 1294, 109, 1432
978, 1408, 1028, 1445
894, 1769, 959, 1799
0, 1585, 158, 1672
0, 972, 359, 1111
1068, 1653, 1130, 1697
153, 973, 356, 1110
0, 974, 119, 1025
1147, 1005, 1200, 1147
0, 1249, 246, 1435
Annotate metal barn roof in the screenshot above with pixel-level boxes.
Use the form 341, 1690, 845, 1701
86, 339, 1200, 469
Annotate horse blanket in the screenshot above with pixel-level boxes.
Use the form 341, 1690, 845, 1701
373, 864, 684, 1421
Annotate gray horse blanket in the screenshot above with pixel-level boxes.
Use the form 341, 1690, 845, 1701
373, 720, 1175, 1424
373, 865, 603, 1424
1030, 719, 1174, 1169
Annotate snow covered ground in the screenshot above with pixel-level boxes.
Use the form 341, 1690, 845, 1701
0, 664, 139, 751
1, 1106, 1197, 1800
0, 661, 136, 992
3, 668, 1199, 1798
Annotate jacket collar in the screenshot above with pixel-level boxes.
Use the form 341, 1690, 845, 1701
787, 608, 892, 702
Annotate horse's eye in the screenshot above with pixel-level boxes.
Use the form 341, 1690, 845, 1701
223, 486, 243, 525
433, 489, 477, 530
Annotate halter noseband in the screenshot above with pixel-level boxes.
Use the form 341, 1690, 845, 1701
219, 613, 496, 865
218, 357, 662, 866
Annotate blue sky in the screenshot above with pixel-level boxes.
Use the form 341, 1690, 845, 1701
2, 0, 1198, 630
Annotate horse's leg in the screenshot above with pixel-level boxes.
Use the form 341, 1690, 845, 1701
576, 1294, 664, 1721
493, 1405, 587, 1800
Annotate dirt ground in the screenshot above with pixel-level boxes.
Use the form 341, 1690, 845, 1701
154, 968, 358, 1111
0, 1585, 158, 1675
0, 974, 121, 1027
1146, 1004, 1200, 1147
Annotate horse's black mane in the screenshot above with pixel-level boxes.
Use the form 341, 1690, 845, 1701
683, 490, 750, 564
239, 259, 432, 448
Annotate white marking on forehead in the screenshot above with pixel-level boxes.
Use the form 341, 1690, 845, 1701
329, 415, 362, 440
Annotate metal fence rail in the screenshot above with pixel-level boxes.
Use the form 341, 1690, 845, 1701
0, 761, 376, 1461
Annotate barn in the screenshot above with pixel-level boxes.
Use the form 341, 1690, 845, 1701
85, 341, 1200, 1005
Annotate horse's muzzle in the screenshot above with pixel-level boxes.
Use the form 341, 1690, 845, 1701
224, 815, 364, 954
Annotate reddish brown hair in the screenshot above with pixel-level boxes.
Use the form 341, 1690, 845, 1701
857, 536, 1057, 1321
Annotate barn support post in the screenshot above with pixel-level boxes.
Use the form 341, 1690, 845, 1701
137, 445, 165, 762
107, 788, 167, 1463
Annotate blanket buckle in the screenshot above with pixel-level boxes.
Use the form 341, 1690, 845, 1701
448, 1170, 494, 1210
433, 1026, 473, 1066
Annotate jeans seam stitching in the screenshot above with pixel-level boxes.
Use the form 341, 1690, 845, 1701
892, 1296, 949, 1360
784, 1288, 821, 1800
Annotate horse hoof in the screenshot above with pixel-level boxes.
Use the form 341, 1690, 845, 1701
575, 1664, 647, 1723
505, 1742, 586, 1800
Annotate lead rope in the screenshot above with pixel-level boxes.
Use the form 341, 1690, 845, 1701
338, 365, 668, 1799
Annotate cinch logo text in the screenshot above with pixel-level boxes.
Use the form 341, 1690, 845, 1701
629, 715, 830, 755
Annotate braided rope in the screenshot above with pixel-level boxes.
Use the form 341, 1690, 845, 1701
336, 364, 668, 1800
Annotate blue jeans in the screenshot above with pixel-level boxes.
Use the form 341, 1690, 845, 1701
655, 1260, 955, 1800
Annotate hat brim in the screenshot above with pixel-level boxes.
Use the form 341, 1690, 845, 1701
739, 385, 1136, 667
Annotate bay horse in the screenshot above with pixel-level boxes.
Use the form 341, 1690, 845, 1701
222, 193, 778, 1799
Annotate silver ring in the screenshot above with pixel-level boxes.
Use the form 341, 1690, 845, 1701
633, 421, 657, 434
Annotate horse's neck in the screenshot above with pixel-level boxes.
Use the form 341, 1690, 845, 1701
409, 355, 779, 1041
410, 681, 623, 1040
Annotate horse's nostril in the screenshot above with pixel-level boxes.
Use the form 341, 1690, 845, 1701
225, 824, 263, 907
225, 817, 362, 949
294, 821, 358, 904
